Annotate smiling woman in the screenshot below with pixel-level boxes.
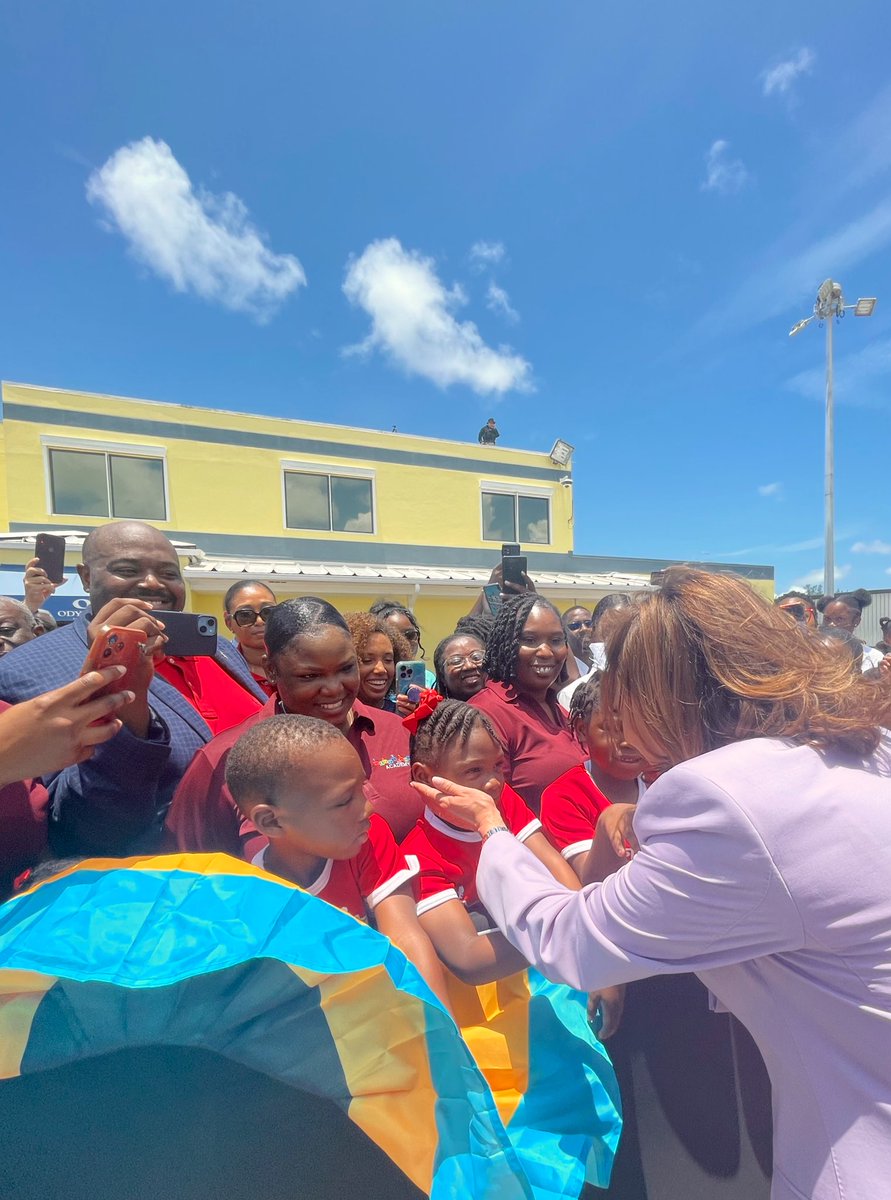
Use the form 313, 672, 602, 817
166, 596, 425, 855
468, 594, 587, 814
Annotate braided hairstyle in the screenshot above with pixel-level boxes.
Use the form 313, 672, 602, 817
567, 670, 603, 742
484, 593, 564, 684
409, 698, 503, 772
455, 612, 495, 645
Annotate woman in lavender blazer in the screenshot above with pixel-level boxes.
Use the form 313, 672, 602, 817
414, 568, 891, 1200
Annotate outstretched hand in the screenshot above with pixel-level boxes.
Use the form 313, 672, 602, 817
0, 667, 134, 787
410, 775, 504, 836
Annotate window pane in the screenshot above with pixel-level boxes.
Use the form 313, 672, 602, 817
109, 456, 166, 520
285, 472, 331, 530
482, 492, 516, 541
331, 476, 373, 533
49, 449, 109, 517
518, 495, 550, 544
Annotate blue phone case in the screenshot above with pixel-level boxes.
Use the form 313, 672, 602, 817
395, 660, 426, 693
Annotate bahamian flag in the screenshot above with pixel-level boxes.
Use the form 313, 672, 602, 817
0, 854, 620, 1198
0, 854, 528, 1200
447, 970, 622, 1198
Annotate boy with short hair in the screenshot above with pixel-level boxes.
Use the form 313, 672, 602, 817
225, 714, 450, 1009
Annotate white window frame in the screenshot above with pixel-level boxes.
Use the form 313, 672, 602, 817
280, 459, 377, 535
479, 480, 552, 545
41, 435, 170, 522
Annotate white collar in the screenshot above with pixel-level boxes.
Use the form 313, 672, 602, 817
423, 805, 482, 843
252, 845, 334, 894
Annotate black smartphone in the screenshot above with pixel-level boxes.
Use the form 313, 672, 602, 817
501, 543, 521, 558
160, 612, 218, 657
34, 532, 67, 584
501, 554, 528, 588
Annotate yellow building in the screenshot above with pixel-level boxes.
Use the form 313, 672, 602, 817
0, 381, 773, 648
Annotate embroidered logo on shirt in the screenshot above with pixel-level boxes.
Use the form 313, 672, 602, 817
376, 753, 410, 769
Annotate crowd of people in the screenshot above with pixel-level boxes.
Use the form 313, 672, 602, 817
1, 518, 891, 1199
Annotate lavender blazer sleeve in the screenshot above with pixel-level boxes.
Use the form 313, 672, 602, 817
478, 737, 891, 1200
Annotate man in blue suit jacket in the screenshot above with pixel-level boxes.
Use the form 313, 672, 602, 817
0, 521, 265, 855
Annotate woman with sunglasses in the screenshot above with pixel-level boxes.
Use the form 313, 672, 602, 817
774, 591, 817, 628
223, 580, 279, 696
433, 632, 488, 701
369, 600, 436, 688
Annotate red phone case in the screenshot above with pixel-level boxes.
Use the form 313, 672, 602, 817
80, 626, 147, 696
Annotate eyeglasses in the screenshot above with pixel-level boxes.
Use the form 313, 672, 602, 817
444, 651, 485, 669
232, 605, 276, 627
566, 619, 592, 632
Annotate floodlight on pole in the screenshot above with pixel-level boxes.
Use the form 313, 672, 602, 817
548, 439, 575, 467
788, 280, 877, 596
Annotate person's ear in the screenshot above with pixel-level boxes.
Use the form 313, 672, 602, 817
76, 563, 89, 590
264, 655, 276, 683
411, 761, 433, 785
249, 804, 282, 837
571, 718, 589, 754
223, 612, 235, 634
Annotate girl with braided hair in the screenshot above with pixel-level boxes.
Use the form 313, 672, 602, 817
468, 594, 588, 815
403, 697, 578, 984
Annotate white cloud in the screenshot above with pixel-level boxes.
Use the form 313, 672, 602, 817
701, 140, 749, 195
790, 564, 850, 590
469, 241, 506, 270
714, 534, 824, 559
86, 137, 306, 320
762, 48, 816, 98
342, 237, 532, 395
486, 282, 519, 323
787, 336, 891, 410
853, 540, 891, 554
758, 482, 783, 498
695, 197, 891, 340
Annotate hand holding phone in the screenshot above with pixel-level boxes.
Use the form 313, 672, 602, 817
80, 627, 148, 699
396, 660, 427, 694
34, 533, 67, 585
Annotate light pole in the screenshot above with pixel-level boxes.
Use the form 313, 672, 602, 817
789, 281, 877, 596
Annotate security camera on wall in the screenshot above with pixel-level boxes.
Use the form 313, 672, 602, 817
559, 475, 573, 488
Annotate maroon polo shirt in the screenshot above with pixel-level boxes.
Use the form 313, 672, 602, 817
469, 679, 586, 815
164, 697, 419, 857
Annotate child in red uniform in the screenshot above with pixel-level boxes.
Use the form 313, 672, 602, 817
225, 713, 450, 1010
402, 698, 579, 985
540, 672, 649, 883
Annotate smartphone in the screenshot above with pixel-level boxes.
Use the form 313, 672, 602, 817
483, 583, 503, 616
501, 543, 521, 558
501, 554, 528, 588
80, 626, 147, 697
396, 660, 427, 694
161, 612, 218, 657
34, 532, 67, 584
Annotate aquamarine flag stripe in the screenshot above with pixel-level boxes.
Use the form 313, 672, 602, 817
507, 971, 623, 1197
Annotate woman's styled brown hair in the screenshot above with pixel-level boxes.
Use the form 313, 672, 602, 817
343, 611, 410, 664
601, 567, 890, 766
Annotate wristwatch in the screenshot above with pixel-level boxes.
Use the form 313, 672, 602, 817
482, 824, 510, 841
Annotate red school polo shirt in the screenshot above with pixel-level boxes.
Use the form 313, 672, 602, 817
401, 782, 540, 917
164, 697, 419, 857
469, 679, 586, 815
251, 813, 418, 922
155, 654, 262, 735
539, 764, 613, 863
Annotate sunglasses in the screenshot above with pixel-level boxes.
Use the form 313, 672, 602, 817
566, 619, 592, 632
781, 604, 807, 620
444, 651, 485, 669
232, 605, 276, 627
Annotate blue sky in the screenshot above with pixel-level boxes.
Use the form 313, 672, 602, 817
2, 2, 890, 591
